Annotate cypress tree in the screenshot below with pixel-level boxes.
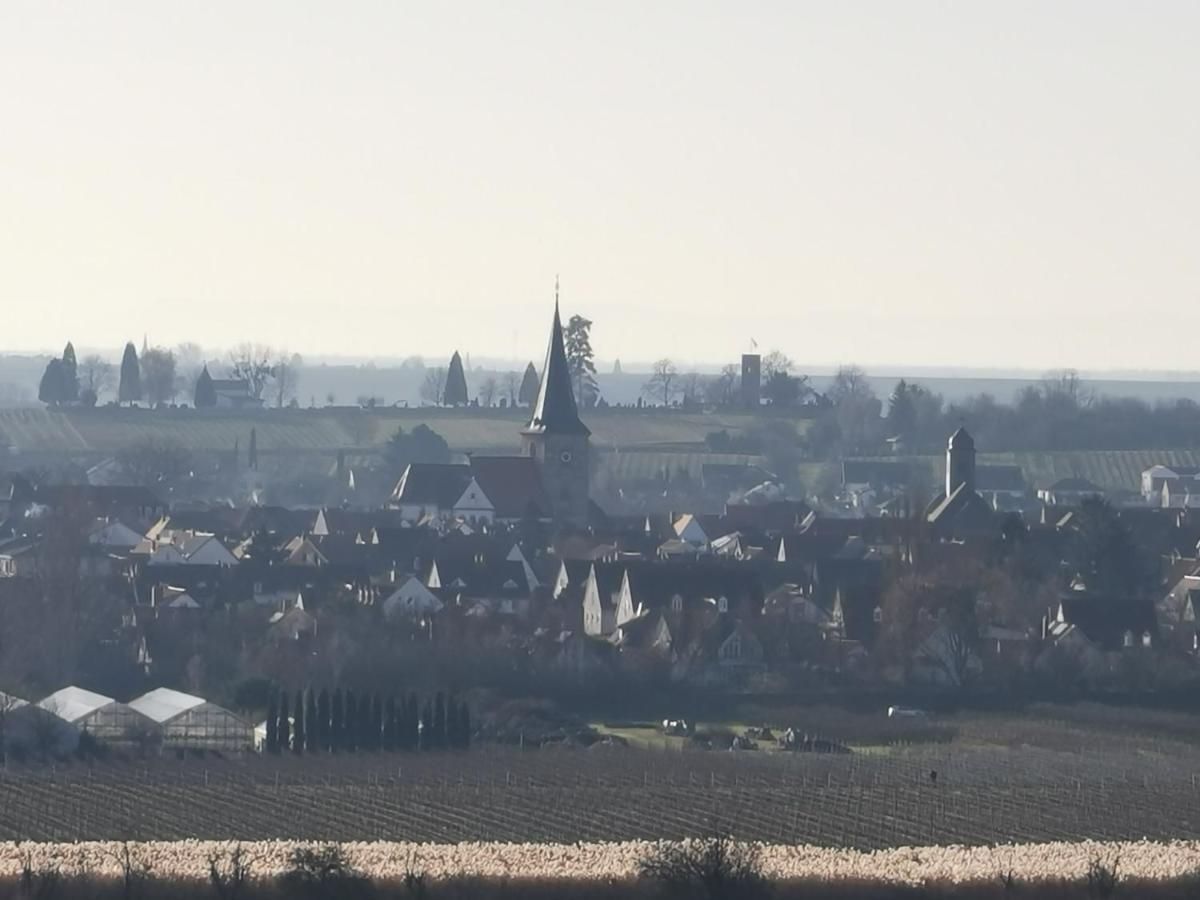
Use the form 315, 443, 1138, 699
194, 364, 217, 408
316, 688, 331, 752
383, 695, 397, 752
265, 690, 279, 754
408, 693, 421, 749
368, 693, 383, 752
458, 701, 471, 749
305, 689, 319, 753
419, 699, 433, 751
443, 352, 469, 406
292, 690, 306, 754
248, 427, 258, 470
118, 342, 142, 405
38, 359, 67, 407
278, 692, 291, 753
61, 342, 79, 402
433, 692, 447, 750
331, 688, 344, 753
518, 362, 539, 406
345, 690, 358, 752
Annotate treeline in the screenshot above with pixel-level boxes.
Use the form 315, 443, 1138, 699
263, 688, 470, 754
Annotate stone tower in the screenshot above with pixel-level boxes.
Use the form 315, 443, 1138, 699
521, 301, 591, 526
946, 426, 976, 496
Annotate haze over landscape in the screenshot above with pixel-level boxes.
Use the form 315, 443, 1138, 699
2, 1, 1199, 369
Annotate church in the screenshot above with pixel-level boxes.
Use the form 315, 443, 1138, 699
391, 302, 592, 529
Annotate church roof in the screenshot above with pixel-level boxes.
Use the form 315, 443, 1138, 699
524, 302, 590, 437
948, 426, 974, 450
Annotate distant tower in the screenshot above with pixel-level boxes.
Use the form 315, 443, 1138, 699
521, 298, 591, 526
946, 426, 976, 496
741, 354, 761, 408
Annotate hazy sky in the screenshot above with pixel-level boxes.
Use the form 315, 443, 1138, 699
2, 2, 1198, 370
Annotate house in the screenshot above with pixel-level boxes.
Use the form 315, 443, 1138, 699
0, 535, 39, 577
1038, 478, 1106, 506
974, 465, 1028, 505
210, 378, 263, 409
390, 463, 473, 523
1143, 465, 1200, 503
147, 534, 238, 567
127, 688, 254, 753
382, 575, 444, 620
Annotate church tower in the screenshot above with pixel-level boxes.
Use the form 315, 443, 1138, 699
521, 296, 591, 526
946, 426, 976, 496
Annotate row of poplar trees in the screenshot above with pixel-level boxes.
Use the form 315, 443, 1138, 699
263, 688, 470, 754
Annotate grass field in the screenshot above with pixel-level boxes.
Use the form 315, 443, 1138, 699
0, 407, 787, 457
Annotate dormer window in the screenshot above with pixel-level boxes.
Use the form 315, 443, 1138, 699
873, 606, 883, 624
717, 596, 729, 613
1123, 630, 1134, 648
1142, 631, 1152, 648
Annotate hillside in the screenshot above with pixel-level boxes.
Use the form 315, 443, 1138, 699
0, 407, 793, 458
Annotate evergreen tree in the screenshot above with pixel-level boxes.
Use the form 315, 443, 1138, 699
433, 693, 447, 750
278, 692, 291, 753
291, 690, 305, 754
368, 693, 383, 752
248, 428, 258, 470
458, 701, 471, 749
305, 689, 319, 753
61, 342, 79, 402
563, 314, 598, 407
419, 699, 433, 750
443, 352, 469, 406
887, 379, 917, 442
317, 688, 331, 752
194, 364, 217, 408
118, 342, 142, 405
406, 693, 420, 750
345, 690, 358, 752
331, 688, 344, 752
265, 690, 279, 754
38, 359, 67, 406
444, 697, 459, 748
518, 362, 539, 406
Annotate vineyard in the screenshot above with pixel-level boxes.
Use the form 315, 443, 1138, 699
0, 407, 780, 456
3, 734, 1200, 848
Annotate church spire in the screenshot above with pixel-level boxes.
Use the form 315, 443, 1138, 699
524, 284, 590, 436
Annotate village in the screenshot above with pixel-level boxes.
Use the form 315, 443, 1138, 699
0, 302, 1197, 760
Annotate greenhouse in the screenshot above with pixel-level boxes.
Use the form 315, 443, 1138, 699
128, 688, 253, 753
38, 686, 152, 746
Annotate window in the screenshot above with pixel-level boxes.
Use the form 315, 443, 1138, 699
1142, 631, 1153, 648
717, 596, 729, 613
1123, 630, 1134, 648
671, 594, 683, 613
873, 606, 883, 624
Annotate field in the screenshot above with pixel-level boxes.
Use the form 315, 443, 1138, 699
812, 448, 1200, 493
4, 707, 1200, 848
0, 407, 783, 457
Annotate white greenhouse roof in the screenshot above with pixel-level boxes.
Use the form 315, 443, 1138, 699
128, 688, 206, 723
39, 686, 115, 722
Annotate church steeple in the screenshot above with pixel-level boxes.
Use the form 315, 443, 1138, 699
524, 291, 590, 437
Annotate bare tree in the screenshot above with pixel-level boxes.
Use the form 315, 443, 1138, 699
680, 372, 705, 408
503, 370, 521, 406
419, 367, 447, 405
274, 352, 304, 408
642, 359, 679, 406
762, 350, 794, 377
78, 355, 115, 400
141, 347, 178, 406
828, 364, 873, 405
479, 376, 498, 407
116, 437, 192, 486
228, 343, 276, 401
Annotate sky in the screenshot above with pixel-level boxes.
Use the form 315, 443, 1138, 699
1, 1, 1198, 371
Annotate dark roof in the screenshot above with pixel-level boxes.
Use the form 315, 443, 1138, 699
1045, 477, 1105, 492
924, 482, 995, 535
841, 460, 912, 487
523, 302, 590, 437
724, 500, 812, 533
19, 481, 163, 513
948, 427, 974, 450
469, 456, 551, 519
975, 465, 1026, 492
391, 463, 472, 508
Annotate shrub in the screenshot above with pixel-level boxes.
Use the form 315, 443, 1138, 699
638, 834, 770, 900
281, 844, 370, 899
